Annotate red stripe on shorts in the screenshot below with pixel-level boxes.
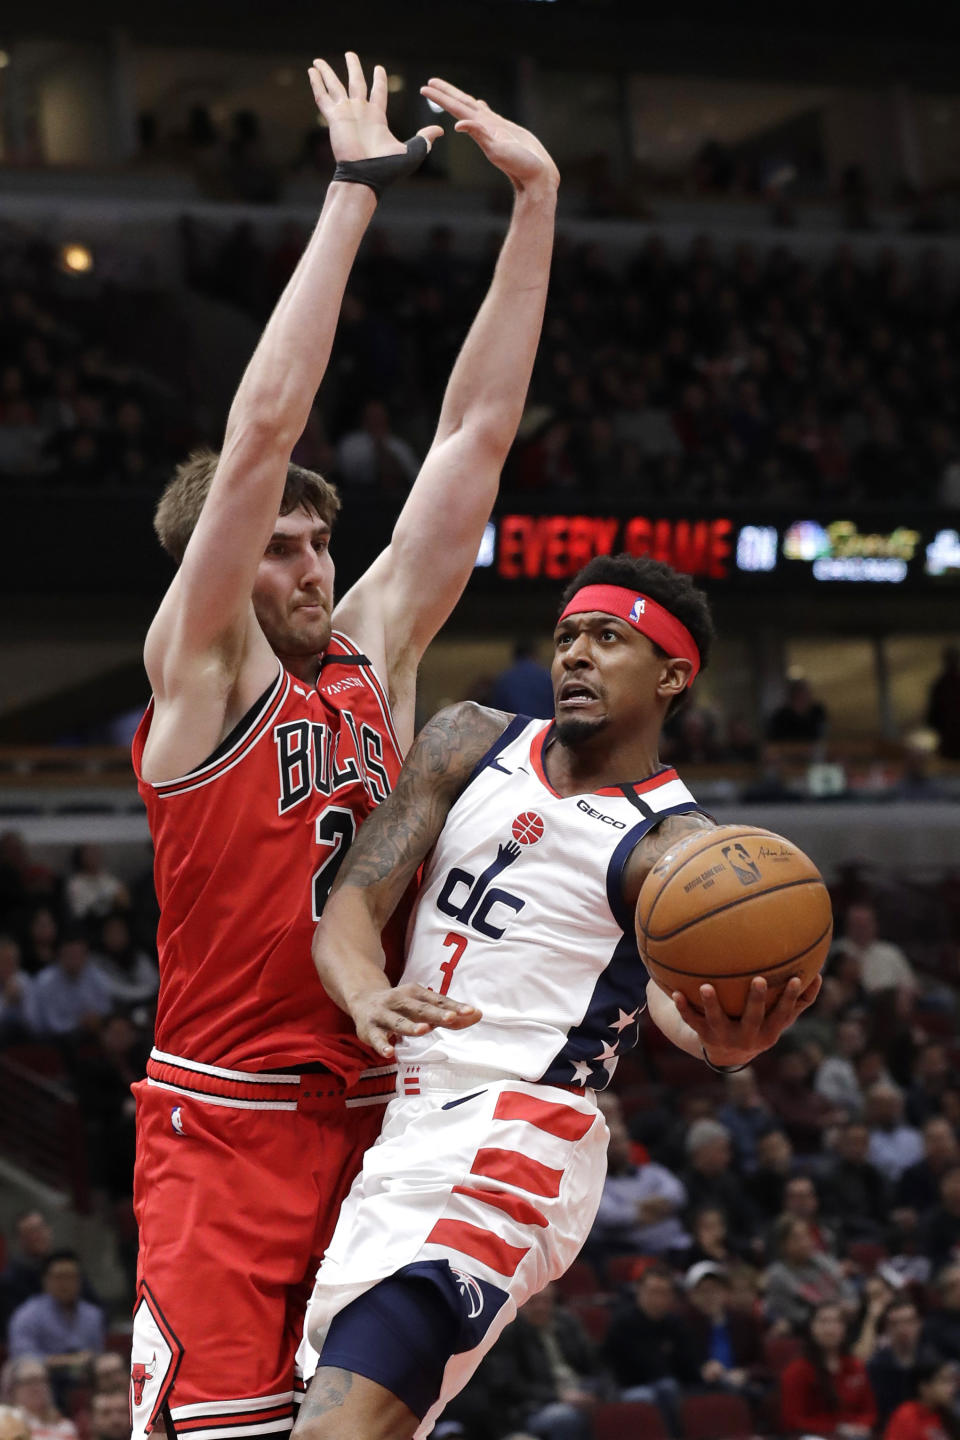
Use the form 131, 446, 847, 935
451, 1183, 549, 1229
470, 1146, 564, 1198
494, 1091, 595, 1141
427, 1218, 530, 1276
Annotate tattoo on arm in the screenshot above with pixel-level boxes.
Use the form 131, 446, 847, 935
333, 702, 511, 901
298, 1368, 354, 1422
623, 810, 716, 908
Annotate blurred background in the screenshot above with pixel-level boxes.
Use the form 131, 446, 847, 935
1, 3, 960, 1437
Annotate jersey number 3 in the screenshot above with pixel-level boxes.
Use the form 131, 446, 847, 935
312, 807, 357, 920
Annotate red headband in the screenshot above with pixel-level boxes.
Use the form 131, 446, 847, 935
558, 584, 701, 681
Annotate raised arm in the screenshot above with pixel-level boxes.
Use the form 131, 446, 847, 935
334, 82, 560, 735
312, 702, 509, 1057
142, 55, 440, 777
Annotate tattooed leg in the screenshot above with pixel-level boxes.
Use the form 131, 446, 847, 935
293, 1367, 418, 1440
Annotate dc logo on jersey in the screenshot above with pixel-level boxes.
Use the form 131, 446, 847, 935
511, 811, 544, 846
629, 597, 646, 622
170, 1107, 185, 1137
451, 1268, 484, 1318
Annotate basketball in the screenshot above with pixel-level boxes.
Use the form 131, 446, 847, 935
636, 825, 833, 1016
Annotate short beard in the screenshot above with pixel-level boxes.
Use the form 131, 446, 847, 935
554, 713, 608, 747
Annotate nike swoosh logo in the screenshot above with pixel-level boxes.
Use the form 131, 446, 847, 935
441, 1089, 488, 1110
490, 759, 512, 775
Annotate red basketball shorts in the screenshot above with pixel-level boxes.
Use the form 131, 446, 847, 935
129, 1055, 394, 1440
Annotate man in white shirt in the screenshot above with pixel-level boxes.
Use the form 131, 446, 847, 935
832, 903, 917, 994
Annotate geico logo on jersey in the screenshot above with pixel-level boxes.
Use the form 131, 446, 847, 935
436, 838, 526, 940
274, 717, 390, 812
576, 799, 627, 829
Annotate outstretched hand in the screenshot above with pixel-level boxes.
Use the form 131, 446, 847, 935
309, 52, 442, 163
672, 973, 823, 1068
420, 78, 559, 193
352, 982, 482, 1060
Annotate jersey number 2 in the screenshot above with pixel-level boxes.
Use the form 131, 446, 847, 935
312, 807, 357, 920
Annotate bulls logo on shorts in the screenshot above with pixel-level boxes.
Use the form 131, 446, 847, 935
131, 1284, 183, 1438
511, 812, 544, 846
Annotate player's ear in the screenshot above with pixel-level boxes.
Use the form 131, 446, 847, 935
659, 657, 693, 699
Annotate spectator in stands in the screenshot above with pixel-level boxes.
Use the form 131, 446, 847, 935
680, 1261, 766, 1404
482, 1285, 598, 1440
779, 1302, 877, 1439
0, 1404, 30, 1440
897, 1116, 960, 1222
88, 1354, 127, 1398
64, 847, 129, 925
926, 645, 960, 760
924, 1267, 960, 1364
765, 677, 828, 745
489, 642, 555, 721
0, 1359, 77, 1440
851, 1271, 902, 1365
0, 934, 39, 1044
747, 1126, 799, 1223
907, 1044, 953, 1128
867, 1297, 938, 1428
0, 1214, 55, 1328
866, 1083, 925, 1184
335, 399, 419, 492
822, 1119, 892, 1245
716, 1067, 773, 1172
762, 1043, 838, 1154
18, 911, 58, 978
87, 1392, 129, 1440
884, 1357, 960, 1440
90, 914, 158, 1010
677, 1205, 744, 1271
780, 1175, 840, 1257
763, 1217, 856, 1332
919, 1165, 960, 1270
833, 904, 918, 995
7, 1252, 104, 1401
75, 1011, 146, 1199
603, 1264, 691, 1432
682, 1119, 758, 1252
814, 1015, 867, 1116
31, 932, 111, 1037
588, 1107, 688, 1264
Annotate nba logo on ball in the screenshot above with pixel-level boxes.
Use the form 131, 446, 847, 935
512, 812, 544, 845
629, 597, 646, 621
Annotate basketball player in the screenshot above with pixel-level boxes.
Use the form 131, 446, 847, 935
129, 57, 560, 1440
293, 553, 823, 1440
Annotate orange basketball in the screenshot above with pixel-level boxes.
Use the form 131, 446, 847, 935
636, 824, 833, 1016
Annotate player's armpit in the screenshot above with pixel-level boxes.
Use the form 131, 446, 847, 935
621, 810, 716, 910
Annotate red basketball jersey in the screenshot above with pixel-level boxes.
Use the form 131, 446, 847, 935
132, 632, 404, 1076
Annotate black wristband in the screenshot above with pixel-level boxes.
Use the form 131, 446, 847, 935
701, 1046, 751, 1075
332, 136, 429, 200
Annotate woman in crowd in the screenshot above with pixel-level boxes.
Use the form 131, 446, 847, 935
764, 1216, 857, 1332
884, 1357, 960, 1440
780, 1301, 878, 1439
0, 1359, 77, 1440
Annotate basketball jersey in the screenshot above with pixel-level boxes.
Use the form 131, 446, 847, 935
132, 632, 404, 1076
396, 716, 705, 1090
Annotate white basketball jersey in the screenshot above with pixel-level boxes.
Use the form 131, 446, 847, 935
397, 717, 704, 1090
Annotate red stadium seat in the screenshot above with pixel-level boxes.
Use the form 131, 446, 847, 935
554, 1258, 600, 1298
680, 1391, 754, 1439
594, 1400, 669, 1440
570, 1301, 612, 1343
606, 1253, 646, 1288
763, 1332, 803, 1372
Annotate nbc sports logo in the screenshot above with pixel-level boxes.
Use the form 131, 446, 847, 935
629, 597, 646, 622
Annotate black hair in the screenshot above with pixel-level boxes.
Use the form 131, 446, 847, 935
800, 1303, 851, 1415
43, 1248, 80, 1276
559, 555, 715, 719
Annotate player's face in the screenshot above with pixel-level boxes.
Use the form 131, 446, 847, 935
252, 506, 335, 659
551, 611, 679, 746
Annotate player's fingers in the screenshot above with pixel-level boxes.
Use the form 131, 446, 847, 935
696, 983, 732, 1031
308, 66, 330, 109
671, 990, 706, 1033
369, 62, 388, 111
738, 976, 769, 1032
423, 78, 477, 107
794, 974, 822, 1012
437, 1007, 483, 1030
344, 51, 367, 101
316, 58, 346, 102
454, 120, 493, 144
415, 125, 444, 150
405, 984, 473, 1013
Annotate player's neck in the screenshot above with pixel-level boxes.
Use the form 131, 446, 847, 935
277, 650, 322, 684
545, 730, 663, 796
